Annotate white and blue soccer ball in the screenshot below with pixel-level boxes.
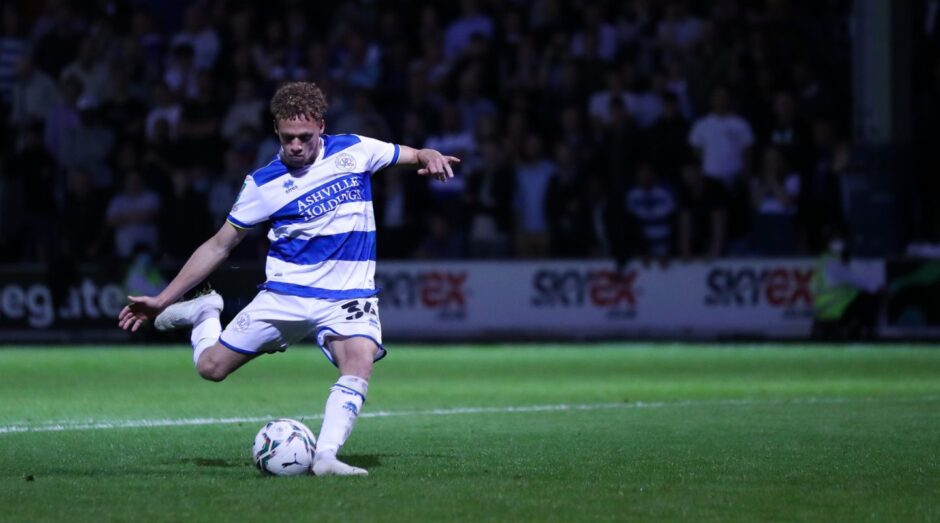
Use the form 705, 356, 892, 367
252, 418, 316, 476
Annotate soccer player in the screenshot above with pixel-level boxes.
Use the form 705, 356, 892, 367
117, 82, 460, 476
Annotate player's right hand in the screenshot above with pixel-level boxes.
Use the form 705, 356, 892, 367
118, 296, 164, 332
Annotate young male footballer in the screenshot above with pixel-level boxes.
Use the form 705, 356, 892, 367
118, 81, 459, 476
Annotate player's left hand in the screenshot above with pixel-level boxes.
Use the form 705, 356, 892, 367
418, 151, 460, 182
118, 296, 164, 332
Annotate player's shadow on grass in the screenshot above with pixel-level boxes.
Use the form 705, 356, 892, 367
176, 455, 383, 470
340, 454, 381, 469
179, 458, 243, 468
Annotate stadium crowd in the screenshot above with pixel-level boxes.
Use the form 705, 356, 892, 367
0, 0, 856, 264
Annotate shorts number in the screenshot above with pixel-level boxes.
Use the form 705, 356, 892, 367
342, 300, 377, 320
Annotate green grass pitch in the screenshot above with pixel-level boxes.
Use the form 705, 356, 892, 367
1, 344, 939, 522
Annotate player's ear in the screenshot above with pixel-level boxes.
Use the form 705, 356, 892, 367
319, 119, 326, 133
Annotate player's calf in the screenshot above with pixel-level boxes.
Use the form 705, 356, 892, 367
195, 344, 254, 382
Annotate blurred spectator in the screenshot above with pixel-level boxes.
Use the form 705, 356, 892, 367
177, 71, 223, 168
375, 167, 425, 259
0, 156, 20, 261
69, 96, 116, 189
570, 5, 619, 62
292, 41, 330, 83
62, 168, 106, 261
462, 140, 513, 258
250, 18, 287, 83
61, 36, 109, 103
334, 32, 381, 90
630, 72, 667, 129
812, 232, 881, 340
424, 104, 476, 157
10, 54, 60, 127
331, 89, 391, 140
689, 86, 754, 252
626, 163, 676, 260
171, 5, 220, 71
555, 106, 593, 165
32, 4, 80, 78
43, 74, 82, 166
594, 96, 641, 201
221, 77, 265, 141
159, 168, 211, 263
688, 86, 754, 186
164, 43, 198, 99
588, 67, 637, 127
7, 123, 57, 261
803, 117, 846, 252
415, 35, 451, 90
209, 149, 248, 226
750, 146, 800, 255
100, 65, 146, 144
415, 212, 464, 259
106, 171, 161, 259
131, 9, 165, 78
678, 162, 728, 260
545, 144, 590, 257
765, 90, 810, 174
455, 67, 498, 134
145, 82, 181, 141
514, 133, 555, 258
645, 91, 689, 186
584, 176, 619, 259
657, 1, 703, 51
424, 103, 473, 210
444, 0, 494, 60
0, 6, 28, 111
685, 21, 735, 116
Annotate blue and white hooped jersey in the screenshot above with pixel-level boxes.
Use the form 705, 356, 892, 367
226, 134, 400, 299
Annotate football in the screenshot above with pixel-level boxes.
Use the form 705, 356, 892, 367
252, 419, 317, 476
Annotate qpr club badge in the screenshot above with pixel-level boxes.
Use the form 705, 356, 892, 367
335, 153, 357, 171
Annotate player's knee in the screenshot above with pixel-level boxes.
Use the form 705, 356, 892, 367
196, 358, 228, 382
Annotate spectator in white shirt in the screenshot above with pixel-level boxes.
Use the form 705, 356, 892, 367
688, 86, 754, 185
514, 134, 556, 257
106, 171, 161, 259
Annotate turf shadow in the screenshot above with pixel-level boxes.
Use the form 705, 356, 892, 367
341, 454, 382, 469
179, 458, 244, 468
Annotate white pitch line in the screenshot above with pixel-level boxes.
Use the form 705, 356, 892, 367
1, 396, 937, 435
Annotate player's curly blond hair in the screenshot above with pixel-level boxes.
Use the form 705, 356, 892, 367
270, 81, 329, 121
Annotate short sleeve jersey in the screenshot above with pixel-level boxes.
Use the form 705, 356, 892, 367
227, 134, 400, 298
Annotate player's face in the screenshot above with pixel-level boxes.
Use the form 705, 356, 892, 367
275, 117, 324, 168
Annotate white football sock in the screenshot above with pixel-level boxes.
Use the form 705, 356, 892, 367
316, 375, 368, 458
190, 315, 221, 367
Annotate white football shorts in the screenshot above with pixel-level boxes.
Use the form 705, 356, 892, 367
218, 290, 384, 365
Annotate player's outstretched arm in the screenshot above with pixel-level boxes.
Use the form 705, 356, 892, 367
118, 223, 249, 332
396, 145, 460, 182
